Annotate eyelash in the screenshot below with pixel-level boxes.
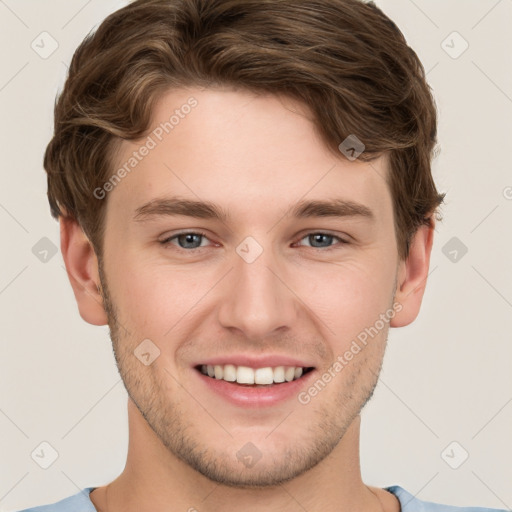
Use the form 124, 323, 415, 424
159, 230, 349, 252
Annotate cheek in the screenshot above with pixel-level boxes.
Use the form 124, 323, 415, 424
298, 256, 395, 346
108, 253, 209, 336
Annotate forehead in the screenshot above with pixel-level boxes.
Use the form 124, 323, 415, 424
106, 87, 392, 226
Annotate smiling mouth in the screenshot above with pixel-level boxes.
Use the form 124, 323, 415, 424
195, 364, 315, 386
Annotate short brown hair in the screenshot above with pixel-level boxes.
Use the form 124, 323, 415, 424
45, 0, 444, 261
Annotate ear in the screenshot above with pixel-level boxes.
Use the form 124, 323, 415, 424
60, 216, 108, 326
390, 219, 435, 327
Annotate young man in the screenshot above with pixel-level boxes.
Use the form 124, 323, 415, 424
17, 0, 506, 511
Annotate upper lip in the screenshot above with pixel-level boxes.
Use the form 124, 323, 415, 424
193, 355, 315, 369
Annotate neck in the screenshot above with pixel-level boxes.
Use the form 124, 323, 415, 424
90, 399, 398, 512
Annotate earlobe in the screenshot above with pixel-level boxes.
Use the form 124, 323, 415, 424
390, 220, 435, 328
60, 216, 108, 326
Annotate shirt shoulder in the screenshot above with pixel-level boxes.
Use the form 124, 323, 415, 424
13, 488, 97, 512
386, 485, 509, 512
13, 485, 509, 512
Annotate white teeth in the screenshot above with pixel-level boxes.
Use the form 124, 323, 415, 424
254, 367, 274, 385
223, 364, 237, 382
284, 367, 295, 382
273, 366, 285, 383
200, 364, 309, 384
214, 365, 223, 379
237, 366, 254, 384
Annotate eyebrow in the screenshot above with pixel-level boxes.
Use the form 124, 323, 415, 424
133, 197, 374, 222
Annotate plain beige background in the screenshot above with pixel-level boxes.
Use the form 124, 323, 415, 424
0, 0, 511, 510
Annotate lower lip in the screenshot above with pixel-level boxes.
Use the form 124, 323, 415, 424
195, 369, 316, 407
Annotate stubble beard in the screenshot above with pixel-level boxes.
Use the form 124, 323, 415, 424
97, 257, 388, 488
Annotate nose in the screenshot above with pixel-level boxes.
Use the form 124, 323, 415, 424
217, 243, 299, 342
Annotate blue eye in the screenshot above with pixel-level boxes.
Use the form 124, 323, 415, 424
161, 231, 211, 250
296, 233, 347, 250
160, 231, 348, 252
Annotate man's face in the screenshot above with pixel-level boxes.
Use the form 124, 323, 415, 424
98, 87, 401, 487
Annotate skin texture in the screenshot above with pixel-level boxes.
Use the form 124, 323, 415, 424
61, 86, 434, 512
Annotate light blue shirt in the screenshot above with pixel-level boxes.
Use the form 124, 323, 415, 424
14, 485, 509, 511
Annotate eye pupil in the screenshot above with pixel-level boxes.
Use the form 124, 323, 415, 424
310, 234, 333, 247
179, 233, 202, 248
